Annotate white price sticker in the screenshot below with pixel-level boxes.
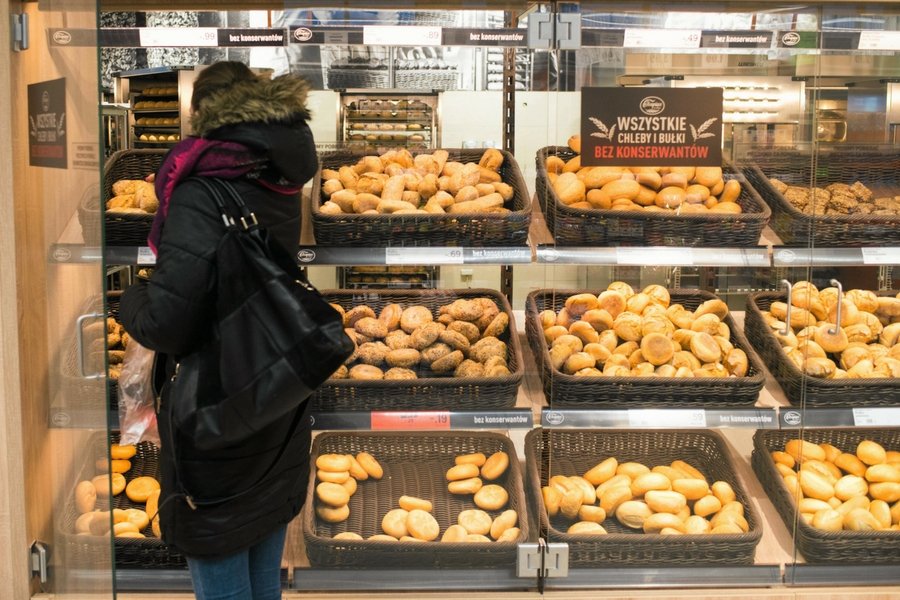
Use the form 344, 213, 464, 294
136, 247, 156, 265
385, 247, 464, 265
858, 31, 900, 51
861, 248, 900, 265
628, 409, 707, 428
616, 247, 694, 266
363, 26, 441, 46
852, 408, 900, 427
139, 27, 218, 47
624, 28, 701, 49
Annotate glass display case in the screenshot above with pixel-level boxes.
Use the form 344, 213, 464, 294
5, 2, 900, 599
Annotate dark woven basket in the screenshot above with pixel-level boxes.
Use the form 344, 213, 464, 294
101, 149, 166, 246
535, 146, 770, 246
524, 288, 766, 408
59, 432, 187, 569
524, 428, 761, 566
302, 431, 529, 568
752, 428, 900, 564
743, 148, 900, 247
312, 288, 524, 411
394, 70, 459, 90
745, 291, 900, 407
60, 292, 121, 411
310, 148, 532, 247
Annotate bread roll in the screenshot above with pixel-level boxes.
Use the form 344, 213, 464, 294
474, 484, 509, 511
481, 451, 510, 480
406, 509, 440, 541
355, 451, 383, 479
448, 477, 483, 495
458, 509, 493, 535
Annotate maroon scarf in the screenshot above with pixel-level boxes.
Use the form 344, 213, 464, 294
148, 137, 299, 254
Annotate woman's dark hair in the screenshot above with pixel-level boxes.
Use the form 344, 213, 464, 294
190, 61, 259, 113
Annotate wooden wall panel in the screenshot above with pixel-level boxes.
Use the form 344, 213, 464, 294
8, 0, 110, 594
0, 0, 32, 597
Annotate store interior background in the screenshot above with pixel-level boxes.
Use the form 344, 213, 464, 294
100, 7, 900, 307
3, 2, 899, 598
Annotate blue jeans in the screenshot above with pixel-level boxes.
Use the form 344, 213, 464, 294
186, 525, 287, 600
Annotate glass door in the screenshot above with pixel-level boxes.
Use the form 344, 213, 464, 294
12, 0, 113, 596
535, 0, 820, 591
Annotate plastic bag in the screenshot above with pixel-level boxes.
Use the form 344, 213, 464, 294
117, 339, 160, 446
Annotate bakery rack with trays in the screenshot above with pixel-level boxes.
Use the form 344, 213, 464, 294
751, 428, 900, 564
744, 290, 900, 408
340, 92, 438, 149
302, 430, 528, 569
524, 428, 763, 567
743, 147, 900, 247
524, 288, 767, 409
310, 147, 532, 247
535, 146, 771, 247
339, 265, 439, 290
115, 67, 187, 150
311, 288, 524, 412
58, 432, 186, 569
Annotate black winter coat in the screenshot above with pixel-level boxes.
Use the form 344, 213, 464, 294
119, 118, 317, 558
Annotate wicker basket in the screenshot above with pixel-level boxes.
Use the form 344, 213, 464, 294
394, 70, 459, 91
77, 182, 102, 246
59, 432, 187, 569
743, 148, 900, 247
745, 291, 900, 407
752, 428, 900, 564
400, 10, 459, 26
302, 431, 528, 568
100, 149, 166, 246
326, 68, 390, 90
535, 146, 770, 246
312, 288, 524, 411
524, 428, 762, 566
310, 148, 532, 247
524, 288, 766, 408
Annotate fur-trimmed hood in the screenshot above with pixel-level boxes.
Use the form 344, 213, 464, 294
190, 74, 311, 137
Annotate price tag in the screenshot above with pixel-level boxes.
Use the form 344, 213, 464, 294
852, 408, 900, 427
370, 411, 451, 430
385, 247, 464, 265
628, 409, 707, 428
858, 31, 900, 51
616, 247, 694, 266
861, 248, 900, 265
624, 28, 701, 49
136, 247, 156, 265
363, 26, 441, 46
139, 27, 218, 47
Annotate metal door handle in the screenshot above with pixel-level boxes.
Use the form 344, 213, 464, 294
75, 312, 105, 379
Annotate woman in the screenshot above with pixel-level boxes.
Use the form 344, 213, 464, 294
119, 61, 317, 600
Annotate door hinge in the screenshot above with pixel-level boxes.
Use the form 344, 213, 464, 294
12, 13, 29, 52
31, 541, 49, 583
527, 13, 553, 49
556, 13, 582, 50
527, 10, 581, 50
517, 540, 569, 579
